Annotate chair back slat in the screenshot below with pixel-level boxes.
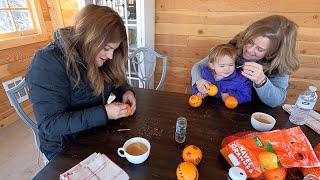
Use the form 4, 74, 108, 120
5, 78, 40, 149
127, 47, 167, 90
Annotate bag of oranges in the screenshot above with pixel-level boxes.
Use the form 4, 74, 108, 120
220, 127, 320, 178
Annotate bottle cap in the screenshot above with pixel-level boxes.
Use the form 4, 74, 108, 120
228, 167, 247, 180
309, 86, 317, 92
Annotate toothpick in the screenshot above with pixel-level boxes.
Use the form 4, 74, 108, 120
117, 128, 131, 132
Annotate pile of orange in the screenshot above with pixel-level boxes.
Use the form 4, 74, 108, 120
176, 145, 202, 180
189, 91, 239, 110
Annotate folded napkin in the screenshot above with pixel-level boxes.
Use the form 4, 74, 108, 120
282, 104, 320, 135
60, 152, 129, 180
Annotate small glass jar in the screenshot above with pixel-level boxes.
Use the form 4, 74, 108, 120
175, 117, 187, 143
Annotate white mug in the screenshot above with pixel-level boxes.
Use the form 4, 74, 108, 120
117, 137, 150, 164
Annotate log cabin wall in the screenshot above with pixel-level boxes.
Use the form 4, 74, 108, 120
59, 0, 78, 26
0, 0, 54, 128
0, 0, 77, 128
1, 0, 319, 128
154, 0, 320, 110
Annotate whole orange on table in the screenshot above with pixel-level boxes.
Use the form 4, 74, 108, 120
208, 84, 218, 96
182, 145, 203, 165
176, 162, 199, 180
189, 95, 202, 108
224, 96, 238, 109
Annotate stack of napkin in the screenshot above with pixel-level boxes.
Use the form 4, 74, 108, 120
60, 152, 129, 180
282, 104, 320, 135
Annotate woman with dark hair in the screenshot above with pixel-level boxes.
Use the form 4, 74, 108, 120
192, 15, 299, 107
26, 5, 136, 160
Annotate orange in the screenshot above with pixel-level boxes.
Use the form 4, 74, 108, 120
182, 145, 203, 165
224, 96, 238, 109
300, 167, 320, 177
176, 162, 199, 180
263, 168, 287, 180
125, 105, 132, 117
189, 95, 202, 108
258, 151, 279, 170
208, 84, 218, 96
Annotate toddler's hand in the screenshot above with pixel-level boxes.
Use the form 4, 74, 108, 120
196, 79, 210, 94
221, 93, 229, 102
197, 92, 207, 98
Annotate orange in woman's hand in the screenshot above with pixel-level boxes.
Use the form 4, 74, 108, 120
189, 95, 202, 108
208, 84, 218, 96
125, 105, 132, 117
224, 96, 238, 109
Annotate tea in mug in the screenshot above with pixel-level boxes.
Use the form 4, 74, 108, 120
255, 116, 271, 124
126, 142, 148, 156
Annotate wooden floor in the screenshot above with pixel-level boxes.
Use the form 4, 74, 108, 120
0, 120, 44, 180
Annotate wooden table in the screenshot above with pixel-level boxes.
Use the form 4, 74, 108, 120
33, 88, 319, 179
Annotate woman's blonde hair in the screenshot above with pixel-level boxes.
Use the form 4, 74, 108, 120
66, 4, 128, 96
235, 15, 299, 75
208, 44, 237, 64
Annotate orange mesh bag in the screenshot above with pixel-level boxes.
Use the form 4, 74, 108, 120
220, 127, 320, 178
300, 143, 320, 177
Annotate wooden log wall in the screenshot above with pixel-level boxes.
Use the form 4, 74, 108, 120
1, 0, 319, 128
0, 0, 53, 128
59, 0, 79, 26
154, 0, 320, 110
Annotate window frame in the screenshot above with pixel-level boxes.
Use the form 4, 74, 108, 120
0, 0, 49, 50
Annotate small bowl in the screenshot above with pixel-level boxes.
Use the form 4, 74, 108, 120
251, 112, 276, 131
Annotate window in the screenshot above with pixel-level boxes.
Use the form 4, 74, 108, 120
0, 0, 48, 50
0, 0, 39, 39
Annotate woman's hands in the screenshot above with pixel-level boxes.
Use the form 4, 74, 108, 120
104, 102, 130, 119
122, 90, 136, 115
241, 62, 266, 85
104, 90, 136, 120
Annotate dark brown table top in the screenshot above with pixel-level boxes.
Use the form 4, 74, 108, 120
33, 88, 319, 179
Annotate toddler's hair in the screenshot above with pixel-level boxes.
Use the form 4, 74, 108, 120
208, 44, 237, 64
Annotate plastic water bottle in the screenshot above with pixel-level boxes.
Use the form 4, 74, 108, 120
289, 86, 318, 125
175, 117, 187, 143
